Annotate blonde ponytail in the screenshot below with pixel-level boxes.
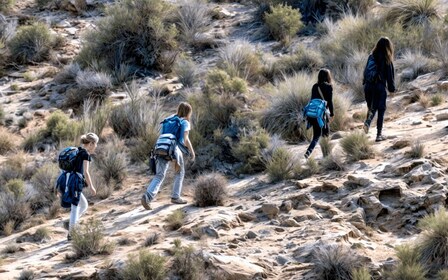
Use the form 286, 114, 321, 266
80, 132, 99, 145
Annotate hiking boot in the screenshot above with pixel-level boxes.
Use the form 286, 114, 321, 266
67, 233, 72, 241
63, 219, 69, 231
171, 197, 188, 204
375, 135, 386, 142
362, 123, 369, 134
141, 194, 152, 210
304, 150, 311, 159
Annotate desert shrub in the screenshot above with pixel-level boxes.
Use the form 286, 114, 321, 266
320, 153, 346, 171
0, 105, 4, 125
407, 141, 425, 159
176, 0, 211, 46
331, 93, 351, 132
0, 127, 18, 155
2, 244, 19, 254
8, 22, 56, 64
382, 0, 441, 27
165, 209, 185, 231
0, 192, 31, 232
265, 146, 295, 182
121, 250, 167, 280
261, 72, 313, 141
34, 227, 50, 242
264, 4, 303, 44
77, 0, 178, 80
36, 0, 54, 9
390, 245, 426, 280
418, 208, 448, 273
396, 50, 439, 81
313, 244, 362, 280
94, 138, 127, 189
439, 270, 448, 280
171, 243, 205, 280
54, 63, 81, 85
128, 127, 159, 163
69, 218, 114, 259
418, 93, 430, 108
144, 233, 161, 247
0, 14, 16, 68
434, 37, 448, 74
80, 100, 111, 139
66, 71, 112, 107
30, 163, 58, 210
431, 93, 444, 106
336, 51, 366, 101
340, 131, 374, 161
174, 57, 199, 87
305, 157, 319, 176
2, 220, 14, 235
5, 179, 25, 198
352, 267, 371, 280
231, 129, 270, 174
18, 269, 35, 280
0, 0, 15, 13
21, 132, 43, 153
194, 173, 228, 207
263, 46, 324, 81
319, 136, 333, 157
217, 40, 262, 82
0, 153, 27, 183
203, 69, 248, 96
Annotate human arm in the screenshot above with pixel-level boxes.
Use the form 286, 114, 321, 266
386, 62, 396, 93
184, 130, 195, 161
83, 160, 96, 196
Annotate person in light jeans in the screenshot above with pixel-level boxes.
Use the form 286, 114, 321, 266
141, 102, 195, 210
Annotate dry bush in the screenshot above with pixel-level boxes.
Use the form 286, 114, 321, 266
30, 163, 58, 210
121, 250, 167, 280
0, 192, 31, 232
2, 220, 14, 236
94, 138, 127, 190
320, 153, 346, 172
0, 153, 27, 183
265, 146, 295, 182
263, 46, 323, 81
439, 270, 448, 280
80, 100, 111, 139
261, 72, 314, 141
176, 0, 211, 46
396, 50, 439, 81
174, 57, 199, 87
144, 233, 161, 247
264, 4, 303, 44
171, 243, 205, 280
382, 0, 441, 27
18, 269, 35, 280
0, 0, 15, 13
352, 267, 371, 280
390, 245, 426, 280
319, 137, 333, 157
8, 22, 56, 64
313, 244, 362, 280
69, 218, 114, 259
434, 36, 448, 74
66, 71, 112, 107
231, 129, 270, 174
407, 141, 425, 159
418, 208, 448, 273
340, 131, 375, 161
0, 127, 18, 155
128, 127, 159, 163
0, 14, 16, 68
331, 93, 352, 132
77, 0, 178, 80
305, 157, 319, 176
217, 40, 262, 82
194, 173, 228, 207
0, 105, 5, 125
36, 0, 54, 9
165, 209, 185, 231
33, 227, 50, 242
2, 244, 19, 254
54, 63, 81, 85
5, 179, 25, 198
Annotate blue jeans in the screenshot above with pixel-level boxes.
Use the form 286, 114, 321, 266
364, 82, 387, 135
146, 149, 185, 200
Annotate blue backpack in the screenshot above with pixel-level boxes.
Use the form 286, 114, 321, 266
364, 55, 381, 84
304, 98, 327, 128
153, 116, 190, 161
58, 147, 79, 172
56, 147, 85, 208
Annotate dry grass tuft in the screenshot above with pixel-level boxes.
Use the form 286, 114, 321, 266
340, 131, 375, 161
194, 173, 228, 207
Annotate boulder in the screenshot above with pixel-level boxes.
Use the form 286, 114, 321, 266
204, 253, 266, 280
261, 203, 279, 218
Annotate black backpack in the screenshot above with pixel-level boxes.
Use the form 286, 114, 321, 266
58, 147, 79, 172
363, 55, 381, 84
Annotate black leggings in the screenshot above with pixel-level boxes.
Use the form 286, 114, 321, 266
306, 118, 329, 155
364, 82, 387, 135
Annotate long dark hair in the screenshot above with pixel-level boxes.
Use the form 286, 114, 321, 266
317, 68, 332, 85
372, 37, 394, 65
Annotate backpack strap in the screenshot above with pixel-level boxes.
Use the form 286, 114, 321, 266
317, 86, 325, 100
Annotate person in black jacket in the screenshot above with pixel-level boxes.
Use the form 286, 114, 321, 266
304, 69, 334, 159
363, 37, 396, 142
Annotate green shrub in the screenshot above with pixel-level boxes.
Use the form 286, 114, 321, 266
320, 153, 346, 172
5, 179, 25, 198
69, 218, 114, 259
128, 127, 159, 163
204, 69, 248, 96
382, 0, 441, 27
174, 57, 199, 87
265, 146, 295, 182
418, 208, 448, 273
54, 63, 81, 85
0, 0, 15, 13
18, 269, 35, 280
261, 72, 313, 141
0, 127, 18, 155
30, 163, 59, 210
352, 267, 371, 280
264, 4, 303, 44
331, 93, 351, 132
8, 23, 56, 64
77, 0, 178, 80
0, 192, 31, 232
66, 71, 112, 107
407, 141, 425, 159
33, 227, 50, 242
121, 250, 167, 280
36, 0, 54, 9
431, 93, 444, 106
194, 173, 228, 207
166, 209, 185, 231
313, 244, 362, 280
439, 270, 448, 280
172, 244, 205, 280
176, 0, 211, 47
231, 129, 270, 174
263, 46, 323, 81
340, 131, 375, 161
144, 233, 161, 247
94, 139, 127, 189
2, 220, 14, 235
390, 245, 426, 280
217, 40, 262, 82
319, 137, 333, 157
0, 153, 27, 183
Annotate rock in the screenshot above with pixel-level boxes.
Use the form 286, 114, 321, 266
261, 203, 279, 218
319, 181, 340, 192
436, 113, 448, 121
404, 162, 442, 185
289, 193, 312, 210
238, 212, 256, 222
280, 200, 293, 212
394, 160, 425, 175
34, 110, 47, 117
345, 175, 372, 187
438, 80, 448, 91
400, 68, 415, 81
66, 27, 77, 35
357, 195, 385, 222
246, 231, 257, 239
22, 112, 33, 120
294, 181, 309, 189
392, 139, 411, 149
412, 120, 422, 125
276, 255, 290, 266
331, 131, 344, 140
202, 226, 220, 238
55, 20, 71, 28
204, 253, 266, 280
348, 208, 367, 230
281, 218, 300, 227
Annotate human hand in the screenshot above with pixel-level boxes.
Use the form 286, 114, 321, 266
329, 117, 334, 124
191, 153, 196, 162
90, 187, 97, 196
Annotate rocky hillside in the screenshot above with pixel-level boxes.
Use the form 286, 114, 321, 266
1, 0, 448, 279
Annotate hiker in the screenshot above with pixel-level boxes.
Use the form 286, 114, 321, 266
141, 102, 195, 210
304, 68, 334, 159
362, 37, 396, 142
57, 133, 98, 240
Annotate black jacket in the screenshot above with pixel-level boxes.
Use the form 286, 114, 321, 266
311, 82, 334, 117
364, 54, 396, 93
